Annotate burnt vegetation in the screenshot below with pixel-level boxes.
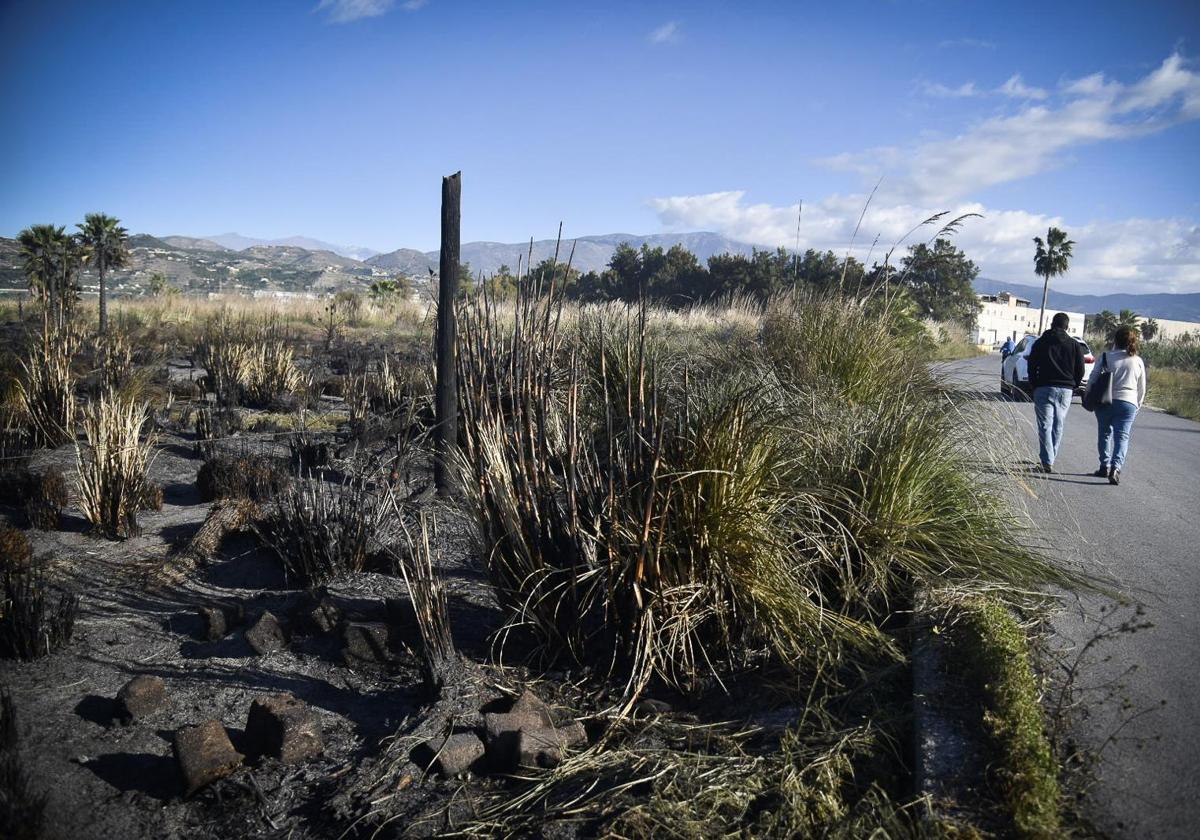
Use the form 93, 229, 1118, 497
0, 223, 1089, 839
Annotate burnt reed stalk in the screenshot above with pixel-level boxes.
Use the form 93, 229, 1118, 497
391, 509, 457, 689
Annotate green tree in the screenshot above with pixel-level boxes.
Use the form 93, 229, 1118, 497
1117, 308, 1140, 329
897, 238, 981, 327
76, 213, 130, 335
147, 271, 169, 296
1033, 227, 1075, 333
1141, 317, 1159, 341
1091, 310, 1118, 338
18, 224, 81, 326
369, 275, 411, 304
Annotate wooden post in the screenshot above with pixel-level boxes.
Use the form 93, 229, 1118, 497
434, 171, 461, 495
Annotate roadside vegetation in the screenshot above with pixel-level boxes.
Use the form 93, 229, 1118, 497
1142, 338, 1200, 421
0, 214, 1085, 838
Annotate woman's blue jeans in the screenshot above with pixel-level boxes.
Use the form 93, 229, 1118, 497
1033, 386, 1073, 466
1095, 399, 1139, 470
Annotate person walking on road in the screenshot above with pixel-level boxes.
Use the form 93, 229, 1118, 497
1028, 312, 1085, 473
1000, 336, 1015, 358
1088, 325, 1147, 486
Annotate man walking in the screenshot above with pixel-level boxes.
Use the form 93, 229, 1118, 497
1027, 312, 1085, 473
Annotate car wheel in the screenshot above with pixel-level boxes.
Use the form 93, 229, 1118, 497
1012, 372, 1026, 401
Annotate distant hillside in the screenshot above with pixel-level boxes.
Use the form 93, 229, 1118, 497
367, 248, 437, 275
369, 231, 758, 277
202, 233, 379, 261
162, 236, 230, 252
973, 278, 1200, 323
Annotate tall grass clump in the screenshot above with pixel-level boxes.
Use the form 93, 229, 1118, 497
456, 273, 1083, 703
0, 564, 79, 660
75, 390, 157, 539
458, 276, 881, 701
761, 296, 1084, 617
255, 469, 397, 588
194, 312, 303, 408
15, 321, 82, 447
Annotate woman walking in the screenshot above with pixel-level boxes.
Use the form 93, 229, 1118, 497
1089, 325, 1147, 485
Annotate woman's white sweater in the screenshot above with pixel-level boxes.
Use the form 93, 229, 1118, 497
1088, 349, 1146, 407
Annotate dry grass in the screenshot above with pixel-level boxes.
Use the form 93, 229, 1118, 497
74, 390, 157, 539
454, 277, 1084, 705
14, 321, 82, 447
1145, 366, 1200, 421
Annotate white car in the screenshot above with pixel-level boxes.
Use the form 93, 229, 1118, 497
1000, 335, 1095, 399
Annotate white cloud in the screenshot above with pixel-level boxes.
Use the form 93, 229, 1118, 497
649, 21, 680, 45
839, 53, 1200, 206
648, 191, 1200, 294
317, 0, 395, 24
997, 74, 1047, 100
920, 80, 980, 98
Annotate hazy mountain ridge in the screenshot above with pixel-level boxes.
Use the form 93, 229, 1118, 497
367, 231, 759, 276
203, 233, 379, 261
973, 278, 1200, 323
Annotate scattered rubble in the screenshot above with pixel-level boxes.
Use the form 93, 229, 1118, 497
245, 611, 287, 655
245, 693, 324, 763
418, 732, 486, 777
173, 720, 243, 795
114, 676, 169, 725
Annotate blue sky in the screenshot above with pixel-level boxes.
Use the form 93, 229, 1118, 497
2, 0, 1198, 292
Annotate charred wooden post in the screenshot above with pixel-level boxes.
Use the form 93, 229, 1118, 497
434, 171, 461, 496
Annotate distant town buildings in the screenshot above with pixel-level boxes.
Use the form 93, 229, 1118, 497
972, 292, 1084, 346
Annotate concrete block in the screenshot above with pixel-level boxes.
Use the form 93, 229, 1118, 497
173, 720, 243, 795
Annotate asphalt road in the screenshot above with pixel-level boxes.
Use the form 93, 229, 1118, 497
940, 354, 1200, 839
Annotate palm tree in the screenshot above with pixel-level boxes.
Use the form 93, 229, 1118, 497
76, 213, 129, 335
1117, 309, 1141, 329
18, 224, 81, 327
1090, 310, 1118, 343
1033, 227, 1075, 333
1141, 318, 1159, 341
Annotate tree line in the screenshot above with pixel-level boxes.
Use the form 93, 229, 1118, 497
476, 237, 984, 327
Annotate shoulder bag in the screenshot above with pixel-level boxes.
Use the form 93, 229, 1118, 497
1082, 352, 1112, 412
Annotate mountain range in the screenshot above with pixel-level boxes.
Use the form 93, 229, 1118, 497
366, 231, 759, 277
973, 278, 1200, 324
180, 233, 381, 262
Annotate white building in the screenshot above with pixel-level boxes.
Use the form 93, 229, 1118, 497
971, 292, 1084, 346
1141, 317, 1200, 342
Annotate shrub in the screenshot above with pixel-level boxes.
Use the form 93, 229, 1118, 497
456, 283, 1084, 701
193, 406, 242, 456
24, 469, 68, 531
196, 452, 289, 503
0, 527, 31, 570
255, 472, 395, 588
0, 564, 79, 660
74, 390, 157, 539
194, 313, 304, 408
194, 315, 251, 406
241, 340, 304, 408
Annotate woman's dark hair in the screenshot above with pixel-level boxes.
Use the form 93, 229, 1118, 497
1114, 325, 1140, 355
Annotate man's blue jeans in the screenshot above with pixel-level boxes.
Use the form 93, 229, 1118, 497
1096, 399, 1139, 470
1033, 386, 1073, 467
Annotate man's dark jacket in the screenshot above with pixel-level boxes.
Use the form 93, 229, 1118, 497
1028, 328, 1085, 390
